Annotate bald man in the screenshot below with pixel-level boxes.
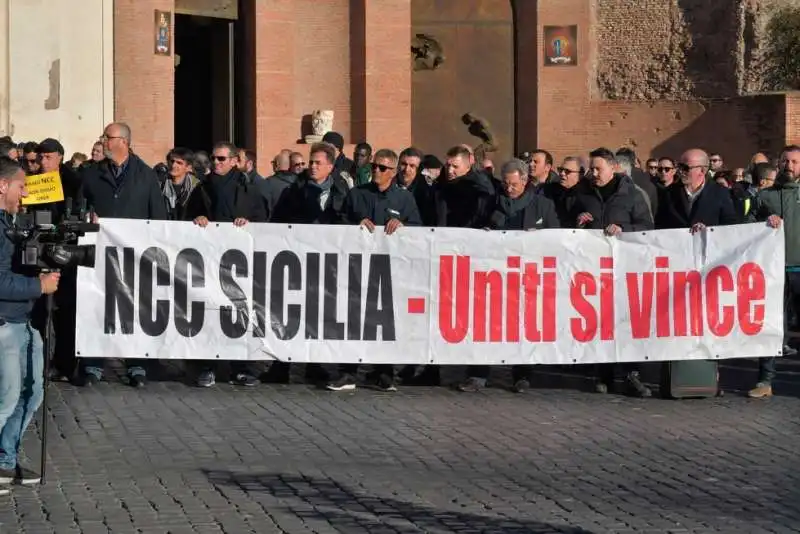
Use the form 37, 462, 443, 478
258, 150, 298, 221
655, 148, 739, 230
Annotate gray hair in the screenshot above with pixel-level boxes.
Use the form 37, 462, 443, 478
614, 152, 633, 176
500, 158, 529, 178
113, 122, 132, 144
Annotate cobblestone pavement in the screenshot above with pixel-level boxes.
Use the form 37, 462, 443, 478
1, 360, 799, 534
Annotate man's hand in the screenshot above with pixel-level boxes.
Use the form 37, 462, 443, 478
767, 215, 783, 229
691, 222, 706, 234
577, 212, 594, 227
233, 218, 249, 227
39, 272, 61, 295
604, 224, 622, 236
193, 216, 209, 227
91, 213, 99, 224
360, 218, 376, 233
385, 218, 404, 235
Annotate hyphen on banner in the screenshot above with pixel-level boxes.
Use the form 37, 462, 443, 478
75, 220, 785, 365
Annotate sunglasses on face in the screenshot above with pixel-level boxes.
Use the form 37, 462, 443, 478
677, 163, 705, 173
212, 156, 229, 162
658, 166, 674, 172
557, 167, 579, 175
293, 161, 306, 167
371, 163, 395, 173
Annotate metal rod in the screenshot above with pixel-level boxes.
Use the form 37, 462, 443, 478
40, 290, 55, 485
228, 21, 235, 143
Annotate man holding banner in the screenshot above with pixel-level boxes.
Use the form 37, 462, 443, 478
78, 123, 167, 388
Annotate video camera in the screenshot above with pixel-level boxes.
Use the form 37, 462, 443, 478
5, 198, 99, 270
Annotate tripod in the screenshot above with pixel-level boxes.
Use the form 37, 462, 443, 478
39, 290, 56, 485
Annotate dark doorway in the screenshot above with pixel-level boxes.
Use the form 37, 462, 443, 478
174, 14, 236, 151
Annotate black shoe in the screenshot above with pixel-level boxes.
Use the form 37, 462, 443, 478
409, 366, 440, 386
13, 465, 40, 485
82, 373, 100, 387
366, 372, 397, 392
260, 367, 290, 384
625, 371, 652, 398
129, 375, 146, 388
511, 378, 530, 393
457, 377, 484, 393
326, 374, 357, 392
231, 373, 259, 387
0, 465, 41, 486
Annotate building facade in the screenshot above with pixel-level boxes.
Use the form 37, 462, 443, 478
0, 0, 798, 167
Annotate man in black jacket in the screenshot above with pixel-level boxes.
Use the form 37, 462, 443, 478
325, 149, 421, 393
79, 123, 168, 388
542, 156, 582, 228
656, 148, 740, 230
188, 141, 267, 388
258, 151, 297, 221
263, 143, 350, 386
577, 148, 655, 397
457, 158, 560, 394
616, 147, 659, 218
396, 146, 433, 225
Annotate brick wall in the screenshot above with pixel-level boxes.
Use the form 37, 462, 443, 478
787, 92, 800, 146
114, 0, 175, 165
412, 0, 515, 161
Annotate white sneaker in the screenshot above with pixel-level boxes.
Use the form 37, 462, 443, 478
0, 487, 9, 496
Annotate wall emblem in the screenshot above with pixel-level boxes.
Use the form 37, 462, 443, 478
544, 26, 577, 66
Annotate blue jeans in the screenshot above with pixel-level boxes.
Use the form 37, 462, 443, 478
0, 322, 44, 470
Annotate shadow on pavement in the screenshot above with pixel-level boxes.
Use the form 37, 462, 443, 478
203, 470, 595, 534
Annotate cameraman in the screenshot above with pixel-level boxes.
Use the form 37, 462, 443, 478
0, 157, 60, 491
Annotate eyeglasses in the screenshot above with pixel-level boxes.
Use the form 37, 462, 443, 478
647, 166, 658, 171
677, 163, 705, 173
657, 166, 674, 172
710, 158, 722, 163
557, 167, 580, 175
212, 156, 229, 162
100, 135, 124, 141
293, 161, 306, 167
371, 163, 395, 173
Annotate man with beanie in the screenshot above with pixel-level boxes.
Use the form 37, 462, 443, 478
321, 132, 355, 188
36, 138, 82, 220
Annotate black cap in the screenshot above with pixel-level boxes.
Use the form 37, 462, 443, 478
422, 154, 443, 170
321, 131, 344, 151
37, 138, 65, 156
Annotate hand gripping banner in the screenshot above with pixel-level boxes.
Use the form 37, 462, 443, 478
75, 220, 785, 364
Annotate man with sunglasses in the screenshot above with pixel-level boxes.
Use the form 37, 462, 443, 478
188, 141, 267, 388
655, 149, 739, 231
325, 148, 421, 392
542, 156, 583, 228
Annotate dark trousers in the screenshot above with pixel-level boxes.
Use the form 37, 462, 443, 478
338, 363, 394, 379
469, 365, 532, 383
758, 271, 800, 383
595, 363, 641, 386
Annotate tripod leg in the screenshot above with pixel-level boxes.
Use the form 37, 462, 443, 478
39, 293, 55, 485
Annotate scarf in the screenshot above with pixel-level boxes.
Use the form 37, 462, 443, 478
306, 176, 334, 211
162, 174, 197, 210
491, 188, 533, 229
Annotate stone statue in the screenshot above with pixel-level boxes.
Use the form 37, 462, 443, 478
462, 113, 497, 161
412, 34, 445, 71
305, 110, 334, 144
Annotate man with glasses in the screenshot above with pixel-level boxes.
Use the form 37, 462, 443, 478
655, 149, 739, 231
325, 148, 421, 392
290, 152, 306, 175
709, 153, 724, 176
542, 156, 582, 228
188, 141, 267, 388
21, 143, 40, 175
645, 158, 659, 180
79, 122, 168, 388
655, 157, 677, 189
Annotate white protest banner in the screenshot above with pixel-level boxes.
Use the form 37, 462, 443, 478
75, 219, 784, 364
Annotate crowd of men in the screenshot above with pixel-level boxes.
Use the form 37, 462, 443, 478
0, 128, 797, 406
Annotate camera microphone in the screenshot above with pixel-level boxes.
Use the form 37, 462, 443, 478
64, 198, 73, 220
